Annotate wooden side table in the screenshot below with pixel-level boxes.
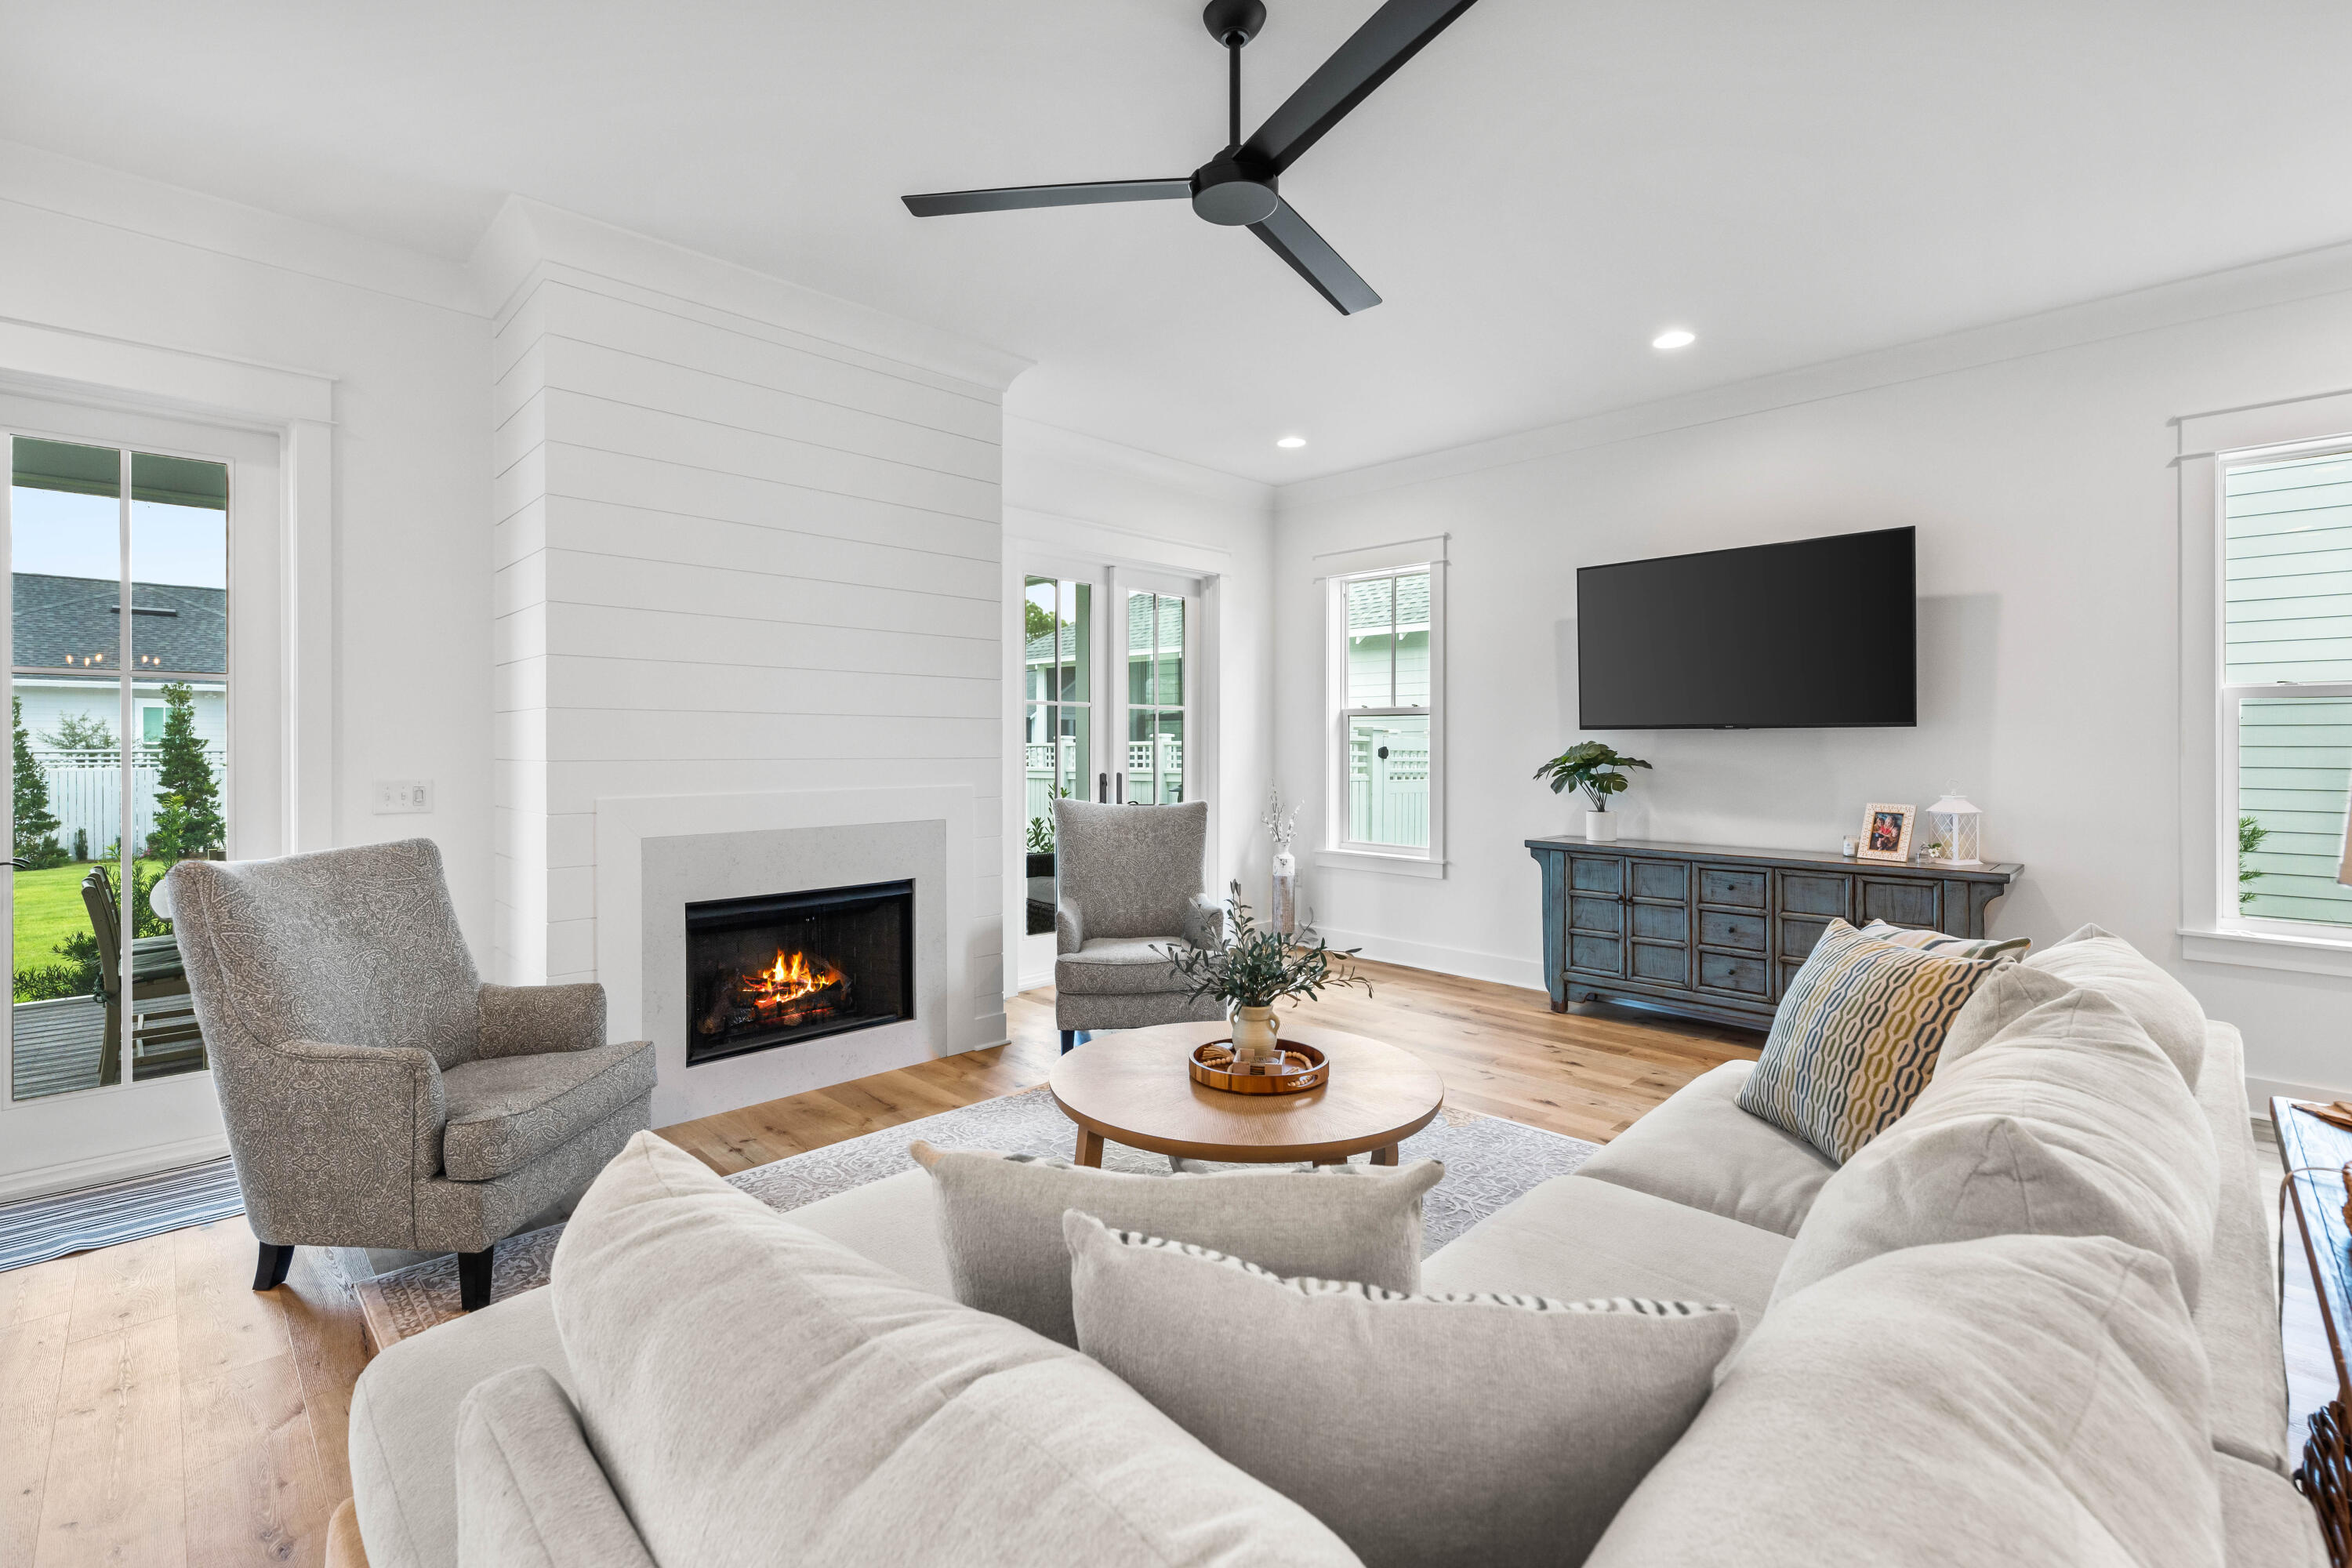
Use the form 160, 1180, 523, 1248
2274, 1096, 2352, 1565
1049, 1022, 1444, 1167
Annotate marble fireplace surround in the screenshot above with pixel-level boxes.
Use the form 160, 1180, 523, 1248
594, 788, 982, 1126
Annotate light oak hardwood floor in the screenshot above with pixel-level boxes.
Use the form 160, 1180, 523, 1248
5, 961, 1755, 1566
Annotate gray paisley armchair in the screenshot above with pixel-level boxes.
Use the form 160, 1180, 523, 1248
1051, 798, 1225, 1051
165, 838, 655, 1312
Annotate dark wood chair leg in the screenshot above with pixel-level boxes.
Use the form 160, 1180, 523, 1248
252, 1242, 295, 1291
1060, 1029, 1076, 1054
457, 1247, 495, 1312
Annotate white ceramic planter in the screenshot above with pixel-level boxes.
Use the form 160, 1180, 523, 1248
1232, 1004, 1279, 1064
1584, 811, 1618, 842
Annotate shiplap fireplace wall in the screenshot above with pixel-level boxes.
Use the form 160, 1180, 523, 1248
477, 199, 1025, 1076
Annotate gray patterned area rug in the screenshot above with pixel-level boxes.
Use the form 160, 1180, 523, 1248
350, 1084, 1597, 1349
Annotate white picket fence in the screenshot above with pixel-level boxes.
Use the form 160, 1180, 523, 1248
23, 747, 226, 855
1023, 737, 1184, 820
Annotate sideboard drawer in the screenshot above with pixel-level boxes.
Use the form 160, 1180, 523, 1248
1779, 915, 1834, 962
1859, 877, 1939, 930
1571, 856, 1624, 895
1699, 910, 1766, 952
1630, 860, 1690, 902
1570, 895, 1622, 935
1698, 867, 1766, 908
1699, 951, 1769, 996
1630, 941, 1690, 985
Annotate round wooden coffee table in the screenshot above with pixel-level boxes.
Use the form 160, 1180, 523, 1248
1049, 1021, 1445, 1167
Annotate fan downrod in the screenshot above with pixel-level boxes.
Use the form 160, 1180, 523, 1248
1202, 0, 1266, 47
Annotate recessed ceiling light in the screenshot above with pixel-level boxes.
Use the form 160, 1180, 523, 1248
1651, 328, 1697, 350
1276, 435, 1307, 448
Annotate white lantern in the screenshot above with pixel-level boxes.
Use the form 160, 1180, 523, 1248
1926, 790, 1982, 867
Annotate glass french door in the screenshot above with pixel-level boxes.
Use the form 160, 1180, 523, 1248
1126, 590, 1188, 804
7, 434, 229, 1101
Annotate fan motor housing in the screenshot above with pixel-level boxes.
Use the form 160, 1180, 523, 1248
1192, 158, 1279, 225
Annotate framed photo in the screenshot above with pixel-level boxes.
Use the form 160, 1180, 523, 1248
1857, 803, 1916, 863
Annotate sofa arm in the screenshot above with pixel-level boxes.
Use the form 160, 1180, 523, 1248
1183, 893, 1225, 953
223, 1038, 447, 1246
1056, 898, 1084, 955
478, 982, 608, 1058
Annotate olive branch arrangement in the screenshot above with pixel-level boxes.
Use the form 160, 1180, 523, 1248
1164, 882, 1372, 1011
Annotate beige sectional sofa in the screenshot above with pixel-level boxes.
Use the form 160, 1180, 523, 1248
342, 1011, 2322, 1567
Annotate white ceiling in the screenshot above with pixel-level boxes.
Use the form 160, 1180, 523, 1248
5, 1, 2350, 481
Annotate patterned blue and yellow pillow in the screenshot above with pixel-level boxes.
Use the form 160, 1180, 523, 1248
1737, 919, 1999, 1163
1855, 919, 2030, 962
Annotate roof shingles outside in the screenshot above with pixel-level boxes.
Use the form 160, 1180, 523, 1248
13, 574, 226, 675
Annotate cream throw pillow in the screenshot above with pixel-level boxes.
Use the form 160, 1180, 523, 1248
1771, 986, 2217, 1310
1065, 1211, 1735, 1568
911, 1140, 1440, 1346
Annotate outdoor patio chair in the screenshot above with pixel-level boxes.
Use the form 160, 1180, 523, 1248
82, 866, 201, 1087
165, 838, 655, 1311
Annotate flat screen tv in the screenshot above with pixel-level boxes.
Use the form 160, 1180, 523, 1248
1577, 527, 1915, 729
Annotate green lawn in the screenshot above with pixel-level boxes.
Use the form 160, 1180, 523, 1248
9, 861, 167, 966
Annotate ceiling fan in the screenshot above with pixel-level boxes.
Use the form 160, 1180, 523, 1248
902, 0, 1481, 314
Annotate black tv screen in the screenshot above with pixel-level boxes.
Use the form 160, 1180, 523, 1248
1577, 527, 1915, 729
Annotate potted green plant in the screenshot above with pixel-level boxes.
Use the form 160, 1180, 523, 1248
1165, 883, 1370, 1065
1534, 741, 1652, 843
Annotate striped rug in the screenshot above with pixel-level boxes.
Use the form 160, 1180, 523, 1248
0, 1156, 244, 1273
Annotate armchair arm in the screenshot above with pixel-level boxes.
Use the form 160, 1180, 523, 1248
1182, 893, 1225, 953
1056, 898, 1084, 955
478, 982, 608, 1058
222, 1038, 447, 1247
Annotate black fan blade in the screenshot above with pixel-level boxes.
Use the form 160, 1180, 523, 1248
903, 179, 1192, 216
1249, 201, 1381, 314
1243, 0, 1479, 173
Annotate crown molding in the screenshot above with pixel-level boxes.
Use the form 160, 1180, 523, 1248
1004, 414, 1272, 515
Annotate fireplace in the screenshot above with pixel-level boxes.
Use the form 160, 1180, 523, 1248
684, 880, 914, 1065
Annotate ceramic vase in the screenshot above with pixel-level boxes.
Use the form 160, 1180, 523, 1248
1270, 851, 1297, 935
1232, 1004, 1279, 1065
1584, 811, 1618, 842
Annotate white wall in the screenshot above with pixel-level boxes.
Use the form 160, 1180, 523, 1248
478, 201, 1026, 1065
1274, 245, 2352, 1100
1001, 416, 1276, 992
0, 140, 495, 941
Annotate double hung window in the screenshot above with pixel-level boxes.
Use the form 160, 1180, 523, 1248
1327, 560, 1443, 868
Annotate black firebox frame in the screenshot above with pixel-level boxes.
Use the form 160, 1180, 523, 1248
683, 879, 915, 1066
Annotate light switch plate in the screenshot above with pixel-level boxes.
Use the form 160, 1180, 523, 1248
372, 779, 434, 815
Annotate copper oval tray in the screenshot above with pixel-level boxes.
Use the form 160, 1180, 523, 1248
1188, 1039, 1328, 1095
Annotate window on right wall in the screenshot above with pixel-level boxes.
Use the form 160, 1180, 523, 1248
2222, 442, 2352, 931
1327, 562, 1443, 866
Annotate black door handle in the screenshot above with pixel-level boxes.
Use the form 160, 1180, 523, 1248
1098, 771, 1109, 803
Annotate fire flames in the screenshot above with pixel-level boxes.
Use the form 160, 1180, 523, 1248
745, 948, 846, 1021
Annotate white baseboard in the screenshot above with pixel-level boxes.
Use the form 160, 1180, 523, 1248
1311, 925, 1546, 993
0, 1131, 232, 1204
2248, 1074, 2351, 1120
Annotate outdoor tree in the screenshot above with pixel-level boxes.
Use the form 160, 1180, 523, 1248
41, 711, 114, 752
151, 682, 223, 861
12, 697, 64, 869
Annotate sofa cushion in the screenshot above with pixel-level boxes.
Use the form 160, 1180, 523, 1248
1066, 1211, 1736, 1568
1576, 1060, 1834, 1236
1772, 988, 2217, 1311
455, 1366, 654, 1568
1421, 1174, 1791, 1348
777, 1166, 953, 1296
349, 1289, 573, 1568
1937, 963, 2076, 1066
909, 1140, 1439, 1346
2194, 1021, 2292, 1475
2025, 923, 2209, 1086
1737, 918, 1999, 1163
552, 1131, 1361, 1568
2216, 1449, 2328, 1568
438, 1040, 656, 1181
1053, 937, 1195, 996
1586, 1235, 2225, 1568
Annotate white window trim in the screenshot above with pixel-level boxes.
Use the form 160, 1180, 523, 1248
2177, 390, 2352, 975
1317, 535, 1446, 878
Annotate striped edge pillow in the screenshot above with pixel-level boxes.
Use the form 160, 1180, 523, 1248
1737, 918, 1998, 1163
1856, 919, 2031, 961
1090, 1225, 1730, 1318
